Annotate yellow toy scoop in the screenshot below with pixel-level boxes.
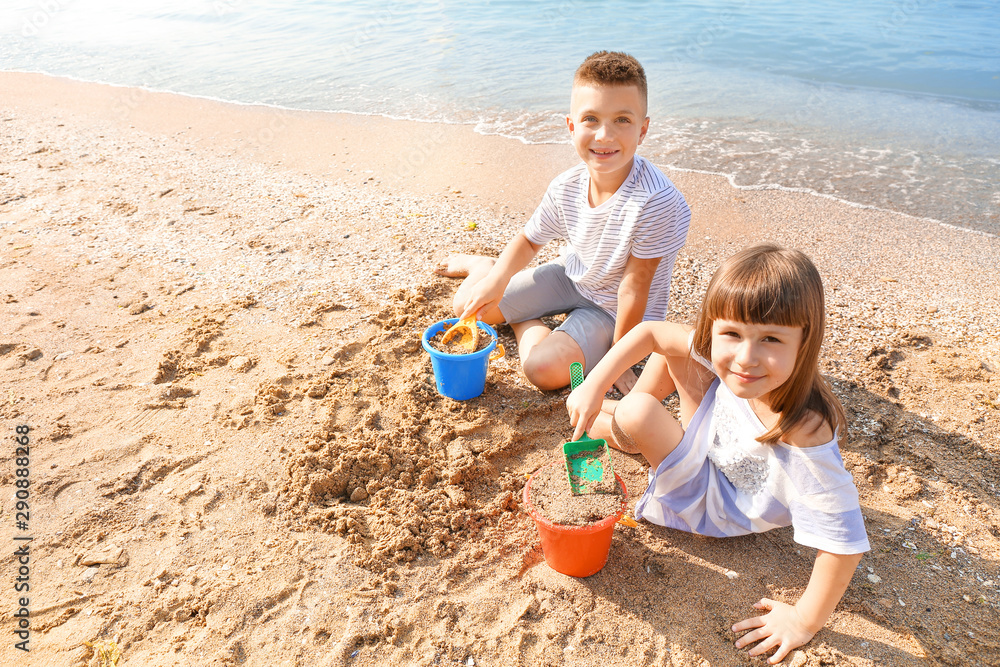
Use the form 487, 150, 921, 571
440, 314, 480, 352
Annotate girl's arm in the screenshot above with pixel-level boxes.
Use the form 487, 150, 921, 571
567, 320, 689, 441
732, 549, 863, 664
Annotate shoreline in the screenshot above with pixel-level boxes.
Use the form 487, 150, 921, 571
5, 69, 997, 239
655, 164, 1000, 240
3, 71, 998, 346
2, 70, 1000, 666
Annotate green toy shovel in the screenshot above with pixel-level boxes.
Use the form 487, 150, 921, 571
563, 362, 616, 495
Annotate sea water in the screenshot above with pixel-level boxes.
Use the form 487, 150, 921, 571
1, 0, 998, 235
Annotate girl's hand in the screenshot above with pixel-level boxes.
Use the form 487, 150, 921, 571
732, 598, 817, 664
566, 381, 605, 441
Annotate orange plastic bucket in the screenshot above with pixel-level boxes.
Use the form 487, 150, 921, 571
523, 461, 628, 577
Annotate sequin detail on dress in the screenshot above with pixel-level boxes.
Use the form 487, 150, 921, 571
707, 395, 768, 495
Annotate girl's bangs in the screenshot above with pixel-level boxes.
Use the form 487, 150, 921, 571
706, 275, 808, 327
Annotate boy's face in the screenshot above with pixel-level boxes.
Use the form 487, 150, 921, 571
566, 83, 649, 186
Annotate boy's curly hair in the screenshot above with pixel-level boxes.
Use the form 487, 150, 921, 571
574, 51, 647, 107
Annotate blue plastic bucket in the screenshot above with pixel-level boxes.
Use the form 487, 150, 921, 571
422, 318, 499, 400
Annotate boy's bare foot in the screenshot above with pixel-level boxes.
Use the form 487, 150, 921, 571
433, 254, 493, 278
613, 367, 638, 396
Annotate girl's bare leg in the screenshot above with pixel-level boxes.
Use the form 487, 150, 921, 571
610, 353, 713, 467
594, 353, 677, 453
613, 367, 639, 395
591, 399, 639, 453
613, 392, 685, 468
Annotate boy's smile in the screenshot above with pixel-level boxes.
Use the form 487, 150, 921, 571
566, 83, 649, 205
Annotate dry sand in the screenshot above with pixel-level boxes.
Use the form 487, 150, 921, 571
1, 71, 999, 666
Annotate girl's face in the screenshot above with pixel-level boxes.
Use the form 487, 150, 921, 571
711, 319, 803, 406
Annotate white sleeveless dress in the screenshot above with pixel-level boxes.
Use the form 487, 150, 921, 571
634, 350, 870, 555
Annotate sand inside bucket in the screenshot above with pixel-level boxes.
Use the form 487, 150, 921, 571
427, 329, 495, 355
528, 461, 624, 526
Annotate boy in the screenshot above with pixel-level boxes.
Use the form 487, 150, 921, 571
436, 51, 690, 393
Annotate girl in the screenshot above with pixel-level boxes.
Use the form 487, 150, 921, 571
567, 244, 869, 664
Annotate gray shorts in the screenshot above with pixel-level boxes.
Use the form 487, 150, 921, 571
498, 261, 615, 374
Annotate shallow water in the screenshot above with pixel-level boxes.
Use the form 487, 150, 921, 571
2, 0, 998, 233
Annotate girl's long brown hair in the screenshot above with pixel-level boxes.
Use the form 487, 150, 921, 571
691, 244, 846, 445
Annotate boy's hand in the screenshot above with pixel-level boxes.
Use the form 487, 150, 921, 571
459, 273, 506, 321
457, 230, 542, 321
732, 599, 816, 664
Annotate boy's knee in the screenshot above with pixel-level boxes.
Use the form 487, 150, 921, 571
522, 330, 587, 391
521, 355, 567, 391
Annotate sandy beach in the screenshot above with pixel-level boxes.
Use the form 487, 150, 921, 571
2, 71, 999, 666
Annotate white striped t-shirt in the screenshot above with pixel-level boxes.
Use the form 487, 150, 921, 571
523, 155, 691, 321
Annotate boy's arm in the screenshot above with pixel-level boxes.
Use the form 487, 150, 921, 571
732, 550, 863, 664
567, 320, 689, 440
460, 231, 541, 319
610, 254, 661, 393
613, 254, 661, 344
